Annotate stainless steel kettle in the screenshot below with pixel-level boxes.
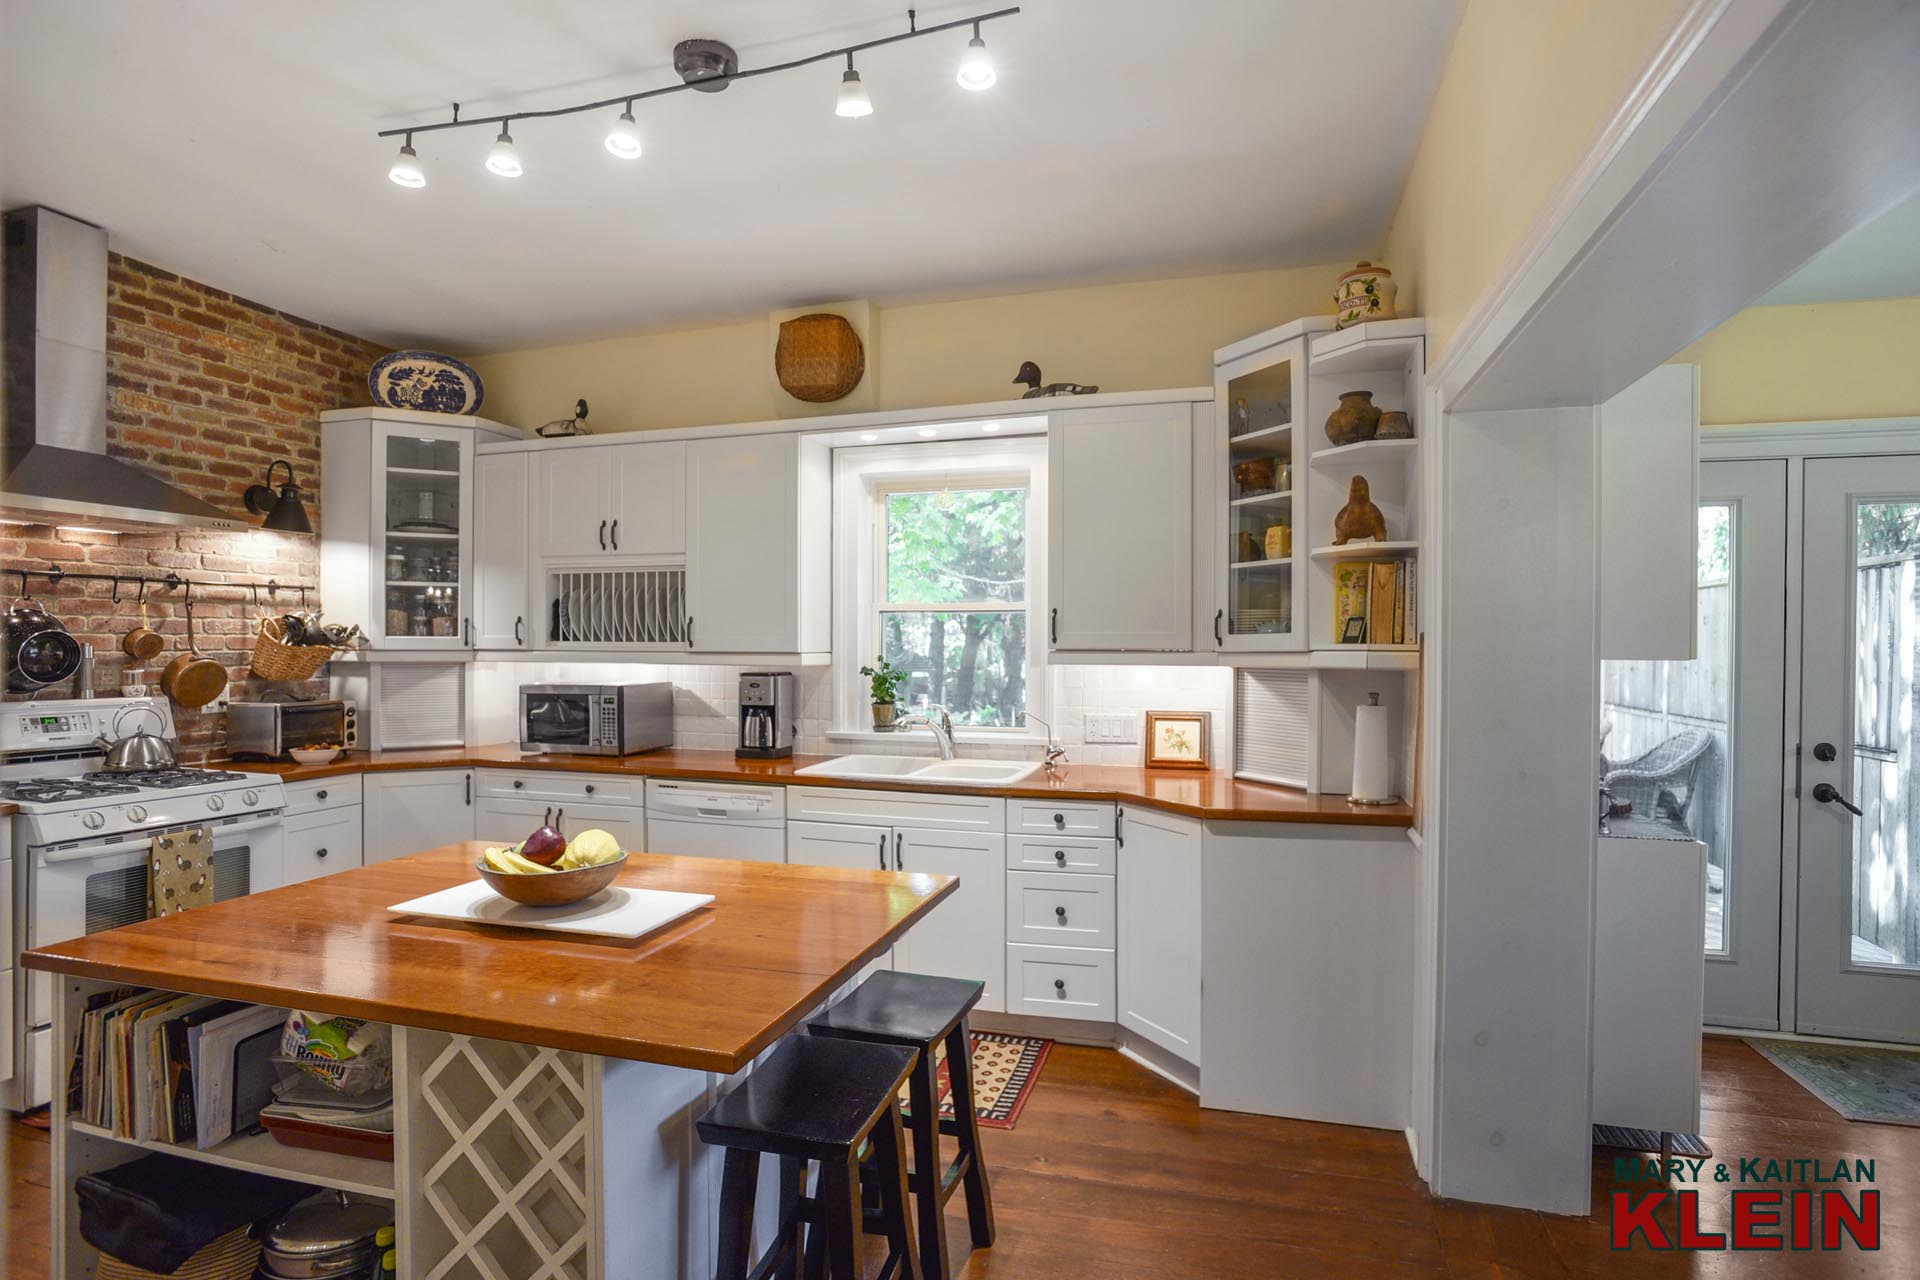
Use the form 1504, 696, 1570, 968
93, 727, 177, 772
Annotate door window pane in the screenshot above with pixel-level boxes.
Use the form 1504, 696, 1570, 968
1849, 501, 1920, 969
1601, 505, 1734, 953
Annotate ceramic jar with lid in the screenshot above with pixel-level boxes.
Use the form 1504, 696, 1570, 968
1333, 261, 1398, 329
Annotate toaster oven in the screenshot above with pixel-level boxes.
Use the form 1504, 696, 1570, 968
227, 699, 359, 759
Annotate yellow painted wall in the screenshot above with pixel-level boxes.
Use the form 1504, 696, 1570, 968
1675, 297, 1920, 426
468, 263, 1351, 432
1382, 0, 1689, 362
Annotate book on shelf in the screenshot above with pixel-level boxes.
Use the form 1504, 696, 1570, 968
1333, 563, 1371, 642
1332, 557, 1418, 645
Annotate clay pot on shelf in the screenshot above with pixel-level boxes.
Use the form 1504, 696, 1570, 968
1333, 261, 1398, 329
1230, 456, 1277, 498
1376, 410, 1414, 439
1325, 391, 1382, 446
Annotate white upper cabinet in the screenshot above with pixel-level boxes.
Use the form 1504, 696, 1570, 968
532, 440, 687, 561
1599, 364, 1699, 660
1047, 403, 1196, 652
1213, 335, 1308, 653
474, 452, 530, 650
685, 433, 830, 655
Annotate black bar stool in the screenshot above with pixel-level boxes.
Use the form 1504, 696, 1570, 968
696, 1034, 921, 1280
809, 972, 996, 1280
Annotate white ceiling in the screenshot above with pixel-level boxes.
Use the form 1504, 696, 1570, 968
1, 0, 1461, 352
1759, 186, 1920, 306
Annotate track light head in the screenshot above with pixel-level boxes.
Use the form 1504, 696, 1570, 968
605, 106, 643, 159
957, 30, 996, 90
836, 65, 873, 118
485, 125, 522, 177
388, 136, 426, 188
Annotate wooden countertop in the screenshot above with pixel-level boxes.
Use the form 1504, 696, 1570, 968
22, 843, 955, 1073
240, 745, 1415, 827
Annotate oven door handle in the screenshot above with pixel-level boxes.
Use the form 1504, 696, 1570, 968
38, 812, 285, 864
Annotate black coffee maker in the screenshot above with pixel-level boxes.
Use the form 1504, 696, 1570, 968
737, 672, 795, 758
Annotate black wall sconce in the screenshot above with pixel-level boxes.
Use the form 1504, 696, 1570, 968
244, 458, 313, 534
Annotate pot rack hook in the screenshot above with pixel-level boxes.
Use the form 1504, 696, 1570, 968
299, 585, 310, 608
136, 577, 148, 603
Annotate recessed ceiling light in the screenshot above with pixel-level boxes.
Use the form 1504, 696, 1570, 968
979, 421, 1001, 432
917, 428, 938, 438
859, 432, 879, 442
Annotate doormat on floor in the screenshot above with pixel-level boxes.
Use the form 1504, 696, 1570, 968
1746, 1038, 1920, 1127
1592, 1124, 1712, 1159
898, 1031, 1052, 1130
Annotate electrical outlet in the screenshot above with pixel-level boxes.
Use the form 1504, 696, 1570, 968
1083, 713, 1139, 744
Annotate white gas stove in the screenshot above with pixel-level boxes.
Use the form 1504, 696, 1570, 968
3, 696, 287, 1109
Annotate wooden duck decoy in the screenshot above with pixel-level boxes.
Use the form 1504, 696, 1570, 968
1014, 361, 1099, 398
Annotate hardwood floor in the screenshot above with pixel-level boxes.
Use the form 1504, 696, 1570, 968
7, 1035, 1915, 1277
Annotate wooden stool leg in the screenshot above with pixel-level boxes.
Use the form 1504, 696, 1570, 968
775, 1154, 806, 1280
715, 1147, 761, 1280
906, 1052, 953, 1280
819, 1152, 864, 1280
945, 1021, 996, 1248
872, 1100, 922, 1280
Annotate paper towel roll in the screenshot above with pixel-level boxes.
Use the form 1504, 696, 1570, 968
1351, 693, 1397, 804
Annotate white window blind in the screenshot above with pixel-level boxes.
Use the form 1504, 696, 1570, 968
1235, 668, 1311, 788
374, 662, 465, 749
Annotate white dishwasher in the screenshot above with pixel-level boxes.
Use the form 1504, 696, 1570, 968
644, 779, 788, 862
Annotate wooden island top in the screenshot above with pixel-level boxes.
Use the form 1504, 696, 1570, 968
242, 744, 1416, 827
21, 843, 955, 1074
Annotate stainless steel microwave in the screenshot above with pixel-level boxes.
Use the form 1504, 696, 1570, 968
519, 683, 673, 756
227, 698, 359, 759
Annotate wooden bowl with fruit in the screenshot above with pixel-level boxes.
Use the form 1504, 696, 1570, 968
477, 809, 629, 907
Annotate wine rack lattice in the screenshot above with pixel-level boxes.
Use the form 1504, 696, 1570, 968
411, 1031, 593, 1280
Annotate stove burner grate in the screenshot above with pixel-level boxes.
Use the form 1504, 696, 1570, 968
83, 768, 251, 789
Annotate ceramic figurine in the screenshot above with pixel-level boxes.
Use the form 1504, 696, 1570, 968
1233, 396, 1252, 436
1333, 261, 1397, 329
1332, 475, 1388, 545
1325, 390, 1382, 446
1376, 410, 1414, 439
1014, 361, 1099, 398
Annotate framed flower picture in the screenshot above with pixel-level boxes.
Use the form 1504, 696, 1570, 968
1144, 711, 1212, 770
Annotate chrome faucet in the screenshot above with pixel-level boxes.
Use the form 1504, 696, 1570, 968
894, 705, 956, 760
1026, 713, 1069, 771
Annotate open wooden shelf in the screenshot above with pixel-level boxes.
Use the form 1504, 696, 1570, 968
69, 1119, 396, 1199
1309, 541, 1420, 562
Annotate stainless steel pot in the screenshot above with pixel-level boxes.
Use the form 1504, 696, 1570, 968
92, 727, 177, 771
259, 1193, 390, 1278
4, 596, 83, 691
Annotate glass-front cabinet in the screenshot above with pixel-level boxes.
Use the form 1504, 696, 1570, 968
1213, 335, 1307, 652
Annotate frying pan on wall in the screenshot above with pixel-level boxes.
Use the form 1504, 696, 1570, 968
5, 595, 84, 691
160, 591, 228, 709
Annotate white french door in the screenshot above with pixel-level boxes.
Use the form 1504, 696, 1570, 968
1794, 456, 1920, 1042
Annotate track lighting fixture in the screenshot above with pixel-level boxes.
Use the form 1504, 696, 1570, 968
376, 6, 1018, 186
836, 56, 873, 118
485, 124, 522, 177
605, 104, 643, 159
388, 133, 425, 187
957, 26, 996, 91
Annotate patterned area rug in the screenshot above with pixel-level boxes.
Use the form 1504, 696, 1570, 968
898, 1031, 1052, 1130
1747, 1038, 1920, 1127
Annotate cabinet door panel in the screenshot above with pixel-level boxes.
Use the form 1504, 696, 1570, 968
787, 821, 891, 872
363, 769, 472, 863
534, 447, 617, 559
283, 807, 364, 884
612, 441, 687, 556
1048, 404, 1193, 651
686, 435, 795, 653
473, 797, 645, 852
475, 452, 530, 649
897, 828, 1005, 1012
1117, 807, 1202, 1065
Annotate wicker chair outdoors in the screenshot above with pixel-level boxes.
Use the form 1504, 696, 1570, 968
1600, 728, 1717, 836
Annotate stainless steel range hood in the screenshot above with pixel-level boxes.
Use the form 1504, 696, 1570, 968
2, 206, 241, 529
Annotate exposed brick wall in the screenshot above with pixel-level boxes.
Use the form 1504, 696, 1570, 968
3, 255, 388, 761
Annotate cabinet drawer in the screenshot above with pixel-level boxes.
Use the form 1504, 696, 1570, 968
1006, 944, 1115, 1022
1010, 799, 1114, 838
284, 774, 363, 815
1006, 834, 1116, 875
786, 786, 1004, 833
476, 769, 641, 806
282, 807, 364, 884
1007, 871, 1116, 948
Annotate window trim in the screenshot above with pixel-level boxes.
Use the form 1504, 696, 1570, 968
832, 438, 1048, 738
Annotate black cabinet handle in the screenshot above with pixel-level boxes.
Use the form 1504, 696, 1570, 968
514, 615, 524, 645
686, 616, 694, 647
1053, 978, 1066, 995
465, 774, 472, 805
893, 832, 903, 871
598, 519, 608, 551
315, 847, 328, 859
463, 616, 472, 647
316, 789, 328, 801
1214, 608, 1223, 645
877, 833, 888, 869
513, 779, 524, 790
1054, 849, 1067, 866
585, 783, 596, 795
1053, 812, 1066, 829
1050, 607, 1058, 644
610, 519, 619, 551
1054, 905, 1067, 922
1116, 805, 1124, 848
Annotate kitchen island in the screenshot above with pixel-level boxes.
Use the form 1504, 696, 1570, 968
23, 843, 955, 1279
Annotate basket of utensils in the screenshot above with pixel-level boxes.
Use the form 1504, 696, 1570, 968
249, 613, 361, 682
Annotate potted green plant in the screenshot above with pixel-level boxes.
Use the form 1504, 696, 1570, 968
859, 655, 905, 731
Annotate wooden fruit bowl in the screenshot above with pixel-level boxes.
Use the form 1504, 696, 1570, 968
476, 853, 628, 907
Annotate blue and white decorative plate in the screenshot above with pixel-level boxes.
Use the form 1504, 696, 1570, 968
369, 350, 485, 415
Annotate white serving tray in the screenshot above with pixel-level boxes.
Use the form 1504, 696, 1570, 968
387, 880, 714, 939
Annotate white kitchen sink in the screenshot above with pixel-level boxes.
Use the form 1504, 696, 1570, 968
794, 755, 1040, 787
